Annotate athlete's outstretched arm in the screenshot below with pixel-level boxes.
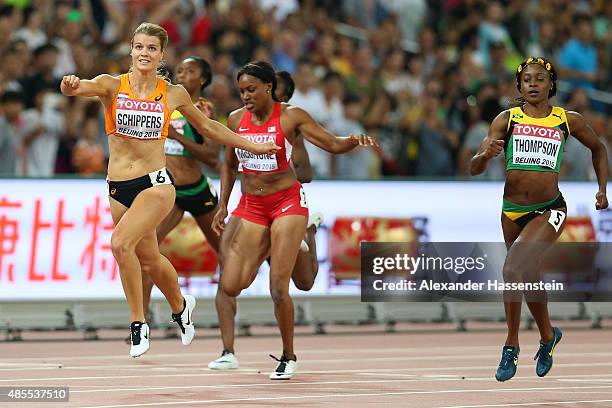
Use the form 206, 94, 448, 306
291, 134, 313, 183
287, 106, 376, 154
567, 111, 608, 210
60, 74, 117, 99
470, 110, 508, 176
171, 84, 280, 156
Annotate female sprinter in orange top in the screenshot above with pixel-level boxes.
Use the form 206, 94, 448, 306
60, 23, 279, 358
212, 61, 376, 379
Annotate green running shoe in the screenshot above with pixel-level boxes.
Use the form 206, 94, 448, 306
495, 345, 519, 382
535, 326, 562, 377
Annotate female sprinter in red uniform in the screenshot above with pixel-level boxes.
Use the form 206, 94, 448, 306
212, 61, 376, 379
60, 23, 278, 357
471, 57, 608, 381
207, 70, 323, 371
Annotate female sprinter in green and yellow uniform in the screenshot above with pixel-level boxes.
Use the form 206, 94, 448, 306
470, 57, 608, 381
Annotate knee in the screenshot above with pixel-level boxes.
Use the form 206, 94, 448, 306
503, 259, 522, 282
110, 234, 133, 261
269, 281, 290, 305
221, 282, 242, 298
139, 258, 157, 276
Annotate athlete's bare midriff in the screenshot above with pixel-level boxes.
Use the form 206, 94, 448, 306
166, 156, 202, 185
107, 136, 166, 181
504, 170, 560, 204
240, 169, 297, 196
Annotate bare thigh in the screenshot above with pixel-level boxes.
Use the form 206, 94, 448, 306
109, 185, 176, 249
220, 218, 271, 296
503, 209, 567, 285
269, 215, 308, 292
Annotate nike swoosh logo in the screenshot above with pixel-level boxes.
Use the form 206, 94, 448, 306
238, 127, 249, 131
548, 338, 558, 357
154, 94, 163, 101
143, 329, 148, 340
513, 357, 518, 365
204, 200, 214, 206
281, 204, 294, 213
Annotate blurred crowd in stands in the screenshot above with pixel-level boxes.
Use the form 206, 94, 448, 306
0, 0, 610, 180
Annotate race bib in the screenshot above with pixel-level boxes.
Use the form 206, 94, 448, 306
548, 209, 566, 233
148, 168, 172, 186
512, 124, 562, 169
164, 138, 185, 156
235, 133, 278, 172
115, 97, 165, 139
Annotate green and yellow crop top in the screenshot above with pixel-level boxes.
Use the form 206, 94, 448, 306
504, 106, 570, 173
164, 110, 204, 158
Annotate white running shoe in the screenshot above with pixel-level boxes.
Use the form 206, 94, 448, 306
208, 350, 240, 370
307, 212, 324, 229
171, 295, 196, 345
269, 354, 297, 380
129, 321, 150, 358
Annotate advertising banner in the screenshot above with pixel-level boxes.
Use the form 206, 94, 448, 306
0, 179, 609, 300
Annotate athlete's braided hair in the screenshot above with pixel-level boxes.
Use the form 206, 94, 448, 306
237, 61, 278, 101
515, 56, 557, 98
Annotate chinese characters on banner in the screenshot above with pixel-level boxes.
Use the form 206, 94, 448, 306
0, 180, 122, 299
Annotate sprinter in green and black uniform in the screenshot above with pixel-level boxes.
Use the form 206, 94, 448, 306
141, 56, 221, 310
471, 57, 608, 382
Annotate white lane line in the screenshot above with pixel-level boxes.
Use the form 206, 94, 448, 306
65, 378, 484, 393
67, 382, 612, 395
75, 387, 612, 408
2, 351, 611, 372
3, 362, 612, 383
437, 399, 612, 408
34, 373, 612, 388
1, 343, 609, 363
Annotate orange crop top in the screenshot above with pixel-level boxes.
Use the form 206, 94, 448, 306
104, 74, 171, 140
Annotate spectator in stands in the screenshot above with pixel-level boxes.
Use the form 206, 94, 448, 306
380, 48, 411, 98
559, 13, 598, 91
16, 87, 65, 177
561, 88, 607, 180
18, 43, 60, 108
272, 29, 300, 74
525, 19, 557, 59
415, 81, 459, 177
0, 91, 24, 175
458, 97, 504, 180
11, 6, 47, 50
477, 2, 517, 69
290, 59, 330, 176
332, 95, 376, 179
0, 47, 24, 93
71, 115, 106, 176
